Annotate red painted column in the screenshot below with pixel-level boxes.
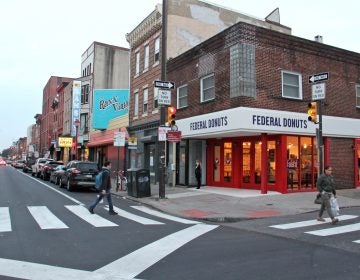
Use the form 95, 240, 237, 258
261, 133, 268, 194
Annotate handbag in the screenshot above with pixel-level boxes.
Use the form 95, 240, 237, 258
314, 192, 322, 204
330, 196, 340, 216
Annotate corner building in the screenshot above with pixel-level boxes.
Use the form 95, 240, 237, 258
168, 21, 360, 193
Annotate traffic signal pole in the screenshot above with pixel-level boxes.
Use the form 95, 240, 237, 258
317, 100, 324, 175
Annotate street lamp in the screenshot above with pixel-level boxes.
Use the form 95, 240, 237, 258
74, 119, 80, 160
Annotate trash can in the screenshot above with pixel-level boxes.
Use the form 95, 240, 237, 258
126, 168, 151, 198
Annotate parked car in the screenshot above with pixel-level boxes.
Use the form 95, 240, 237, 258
60, 160, 99, 191
41, 161, 63, 180
32, 158, 53, 177
23, 158, 36, 173
49, 165, 65, 185
13, 160, 26, 169
0, 159, 6, 166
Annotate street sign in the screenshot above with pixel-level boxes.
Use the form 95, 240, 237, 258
158, 126, 170, 141
308, 72, 329, 83
154, 80, 175, 89
312, 83, 326, 100
157, 89, 171, 105
114, 132, 125, 147
167, 131, 182, 142
128, 137, 137, 149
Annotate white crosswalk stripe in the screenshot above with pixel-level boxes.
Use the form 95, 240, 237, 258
105, 205, 164, 225
65, 205, 118, 227
0, 207, 11, 232
28, 206, 68, 229
305, 222, 360, 236
131, 205, 200, 224
270, 215, 358, 229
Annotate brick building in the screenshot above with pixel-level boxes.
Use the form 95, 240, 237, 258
167, 21, 360, 193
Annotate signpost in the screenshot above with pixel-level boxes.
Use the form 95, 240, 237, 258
311, 83, 326, 100
154, 80, 175, 89
308, 72, 329, 84
157, 88, 171, 105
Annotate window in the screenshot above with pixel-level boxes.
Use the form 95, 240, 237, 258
177, 85, 188, 108
230, 43, 256, 97
282, 71, 302, 99
81, 85, 89, 104
356, 85, 360, 108
144, 45, 149, 71
80, 113, 88, 134
153, 88, 158, 109
154, 37, 160, 63
201, 74, 215, 102
135, 52, 140, 75
143, 88, 148, 114
134, 92, 139, 117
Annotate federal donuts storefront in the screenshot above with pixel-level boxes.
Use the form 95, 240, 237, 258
176, 107, 360, 193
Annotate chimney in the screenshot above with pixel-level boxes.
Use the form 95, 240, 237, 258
314, 35, 323, 43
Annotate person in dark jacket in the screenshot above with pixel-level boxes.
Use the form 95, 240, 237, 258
316, 165, 338, 224
195, 160, 202, 189
89, 161, 118, 215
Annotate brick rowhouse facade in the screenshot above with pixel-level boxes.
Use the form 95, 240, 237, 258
167, 22, 360, 193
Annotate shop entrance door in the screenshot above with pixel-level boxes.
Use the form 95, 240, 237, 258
241, 140, 262, 188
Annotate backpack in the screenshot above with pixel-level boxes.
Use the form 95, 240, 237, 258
95, 171, 104, 190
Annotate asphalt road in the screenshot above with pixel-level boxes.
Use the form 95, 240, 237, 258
1, 166, 359, 280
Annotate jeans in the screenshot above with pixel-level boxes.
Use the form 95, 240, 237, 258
90, 192, 114, 212
319, 192, 334, 219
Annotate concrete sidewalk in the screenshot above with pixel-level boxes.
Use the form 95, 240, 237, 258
112, 182, 360, 222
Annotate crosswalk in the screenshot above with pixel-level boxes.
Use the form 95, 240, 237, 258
269, 215, 360, 244
0, 204, 200, 233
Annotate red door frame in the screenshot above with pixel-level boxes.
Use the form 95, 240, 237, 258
355, 139, 360, 188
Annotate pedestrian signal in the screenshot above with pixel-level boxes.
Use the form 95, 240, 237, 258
167, 106, 177, 127
307, 102, 317, 123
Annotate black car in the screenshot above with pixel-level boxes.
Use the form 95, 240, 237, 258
49, 165, 65, 185
60, 160, 99, 191
23, 158, 36, 173
41, 161, 63, 180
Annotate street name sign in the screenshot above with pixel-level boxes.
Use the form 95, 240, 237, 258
308, 72, 329, 83
154, 80, 175, 89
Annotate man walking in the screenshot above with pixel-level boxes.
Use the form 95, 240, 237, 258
316, 165, 338, 224
89, 161, 118, 215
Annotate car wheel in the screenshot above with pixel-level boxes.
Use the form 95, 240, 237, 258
67, 180, 73, 192
56, 178, 59, 185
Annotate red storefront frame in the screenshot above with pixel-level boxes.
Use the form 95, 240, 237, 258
355, 139, 360, 188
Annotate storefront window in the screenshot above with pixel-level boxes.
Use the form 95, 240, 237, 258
300, 137, 313, 189
267, 141, 276, 184
214, 145, 221, 182
224, 142, 232, 182
242, 142, 251, 183
287, 136, 299, 190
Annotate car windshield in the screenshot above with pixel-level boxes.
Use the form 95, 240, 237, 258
76, 163, 98, 172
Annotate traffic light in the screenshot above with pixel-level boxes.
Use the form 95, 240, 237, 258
167, 106, 177, 127
307, 102, 317, 123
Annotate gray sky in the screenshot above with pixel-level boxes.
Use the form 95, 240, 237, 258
0, 0, 359, 152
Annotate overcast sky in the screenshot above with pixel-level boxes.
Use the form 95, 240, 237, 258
0, 0, 359, 152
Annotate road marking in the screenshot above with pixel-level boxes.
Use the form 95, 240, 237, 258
19, 172, 84, 205
131, 205, 200, 224
106, 206, 164, 225
270, 215, 358, 229
306, 222, 360, 236
28, 206, 68, 229
65, 205, 118, 227
353, 240, 360, 244
0, 207, 11, 232
95, 224, 219, 279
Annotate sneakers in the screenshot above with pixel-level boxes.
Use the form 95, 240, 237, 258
88, 207, 94, 214
331, 218, 339, 225
109, 210, 118, 215
317, 217, 325, 222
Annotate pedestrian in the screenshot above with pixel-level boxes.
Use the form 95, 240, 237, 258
89, 161, 118, 215
316, 165, 338, 224
195, 159, 202, 189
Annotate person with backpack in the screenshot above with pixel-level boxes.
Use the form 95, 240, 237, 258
88, 161, 118, 215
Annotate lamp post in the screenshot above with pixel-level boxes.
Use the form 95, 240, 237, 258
74, 119, 80, 160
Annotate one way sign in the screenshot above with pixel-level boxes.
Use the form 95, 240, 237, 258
308, 72, 329, 83
154, 80, 175, 89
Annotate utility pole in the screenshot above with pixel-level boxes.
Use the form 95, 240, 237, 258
158, 0, 168, 199
317, 100, 324, 175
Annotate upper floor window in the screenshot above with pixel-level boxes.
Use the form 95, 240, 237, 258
282, 71, 302, 99
143, 88, 148, 114
201, 74, 215, 102
154, 37, 160, 63
154, 88, 158, 110
134, 92, 139, 117
356, 85, 360, 108
81, 85, 89, 104
144, 45, 149, 71
80, 113, 88, 134
177, 85, 188, 108
135, 52, 140, 75
230, 43, 256, 98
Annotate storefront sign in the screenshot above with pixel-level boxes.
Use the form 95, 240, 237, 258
58, 137, 73, 148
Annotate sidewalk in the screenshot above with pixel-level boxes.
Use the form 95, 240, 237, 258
112, 181, 360, 222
